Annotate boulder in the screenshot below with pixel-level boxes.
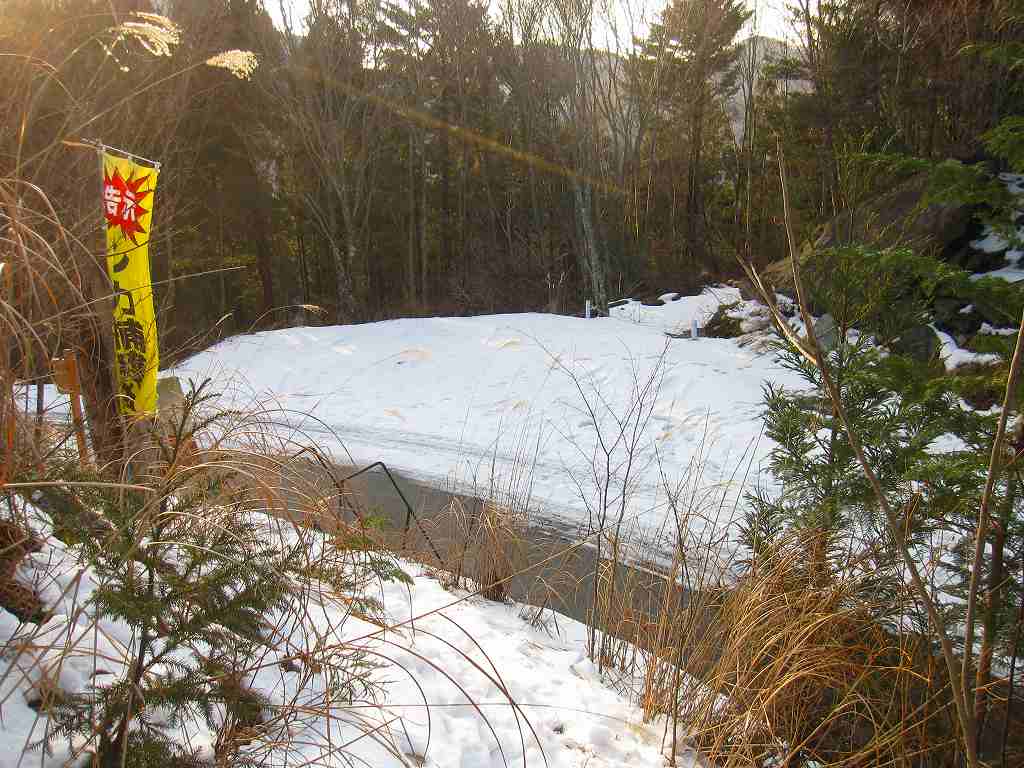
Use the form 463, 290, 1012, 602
740, 313, 771, 334
813, 173, 975, 258
761, 172, 982, 298
729, 277, 761, 302
890, 325, 941, 363
813, 313, 839, 352
961, 243, 1008, 273
933, 297, 983, 340
761, 256, 802, 301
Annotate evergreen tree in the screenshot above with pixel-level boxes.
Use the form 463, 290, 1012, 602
34, 383, 400, 767
745, 247, 977, 575
640, 0, 750, 272
745, 244, 1024, 762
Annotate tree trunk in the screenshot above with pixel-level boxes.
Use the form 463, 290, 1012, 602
76, 331, 124, 469
253, 205, 275, 325
407, 131, 418, 306
333, 239, 357, 324
72, 247, 126, 471
685, 100, 706, 271
440, 87, 453, 284
419, 149, 429, 305
297, 230, 310, 307
460, 138, 469, 290
573, 180, 607, 313
974, 470, 1017, 758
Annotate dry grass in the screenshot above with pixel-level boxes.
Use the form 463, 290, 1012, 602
2, 381, 548, 767
392, 485, 533, 606
672, 534, 960, 767
473, 500, 527, 602
0, 8, 550, 766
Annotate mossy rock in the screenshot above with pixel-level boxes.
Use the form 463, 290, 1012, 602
965, 332, 1017, 358
703, 302, 744, 338
890, 325, 941, 363
933, 296, 983, 339
948, 361, 1016, 410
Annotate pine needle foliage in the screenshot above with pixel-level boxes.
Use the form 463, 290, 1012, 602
29, 382, 390, 767
744, 248, 978, 578
744, 243, 1024, 763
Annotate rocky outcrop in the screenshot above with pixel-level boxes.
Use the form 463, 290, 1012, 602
763, 173, 983, 298
890, 325, 941, 363
814, 174, 977, 260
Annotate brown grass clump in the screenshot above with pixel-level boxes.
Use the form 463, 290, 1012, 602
677, 534, 960, 768
701, 302, 744, 339
472, 500, 525, 602
415, 495, 527, 603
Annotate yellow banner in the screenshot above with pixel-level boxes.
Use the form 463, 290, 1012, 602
103, 151, 160, 416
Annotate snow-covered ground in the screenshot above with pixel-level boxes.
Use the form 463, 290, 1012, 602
176, 287, 802, 552
9, 289, 760, 768
967, 173, 1024, 283
9, 285, 1020, 768
23, 282, 1011, 551
932, 325, 1003, 371
0, 506, 680, 768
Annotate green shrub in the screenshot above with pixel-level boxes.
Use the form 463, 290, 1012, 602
802, 245, 962, 345
32, 383, 403, 767
965, 332, 1017, 357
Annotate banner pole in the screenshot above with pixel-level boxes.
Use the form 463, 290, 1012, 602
97, 142, 119, 464
73, 138, 161, 170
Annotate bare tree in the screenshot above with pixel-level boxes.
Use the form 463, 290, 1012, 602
736, 8, 759, 259
277, 0, 387, 323
589, 0, 658, 275
550, 0, 610, 313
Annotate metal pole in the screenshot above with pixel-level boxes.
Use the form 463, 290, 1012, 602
338, 461, 444, 564
77, 139, 161, 170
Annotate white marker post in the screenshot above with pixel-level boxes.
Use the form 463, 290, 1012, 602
585, 299, 591, 319
691, 316, 699, 339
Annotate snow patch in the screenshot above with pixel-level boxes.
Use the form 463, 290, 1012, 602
608, 284, 743, 334
979, 322, 1017, 336
932, 326, 1002, 371
0, 504, 685, 768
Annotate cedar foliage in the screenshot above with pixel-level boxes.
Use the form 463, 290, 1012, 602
745, 245, 1024, 765
26, 384, 398, 767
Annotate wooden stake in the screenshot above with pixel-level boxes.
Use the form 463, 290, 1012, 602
52, 351, 91, 468
0, 261, 12, 485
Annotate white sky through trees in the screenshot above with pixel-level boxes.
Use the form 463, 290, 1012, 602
267, 0, 796, 46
